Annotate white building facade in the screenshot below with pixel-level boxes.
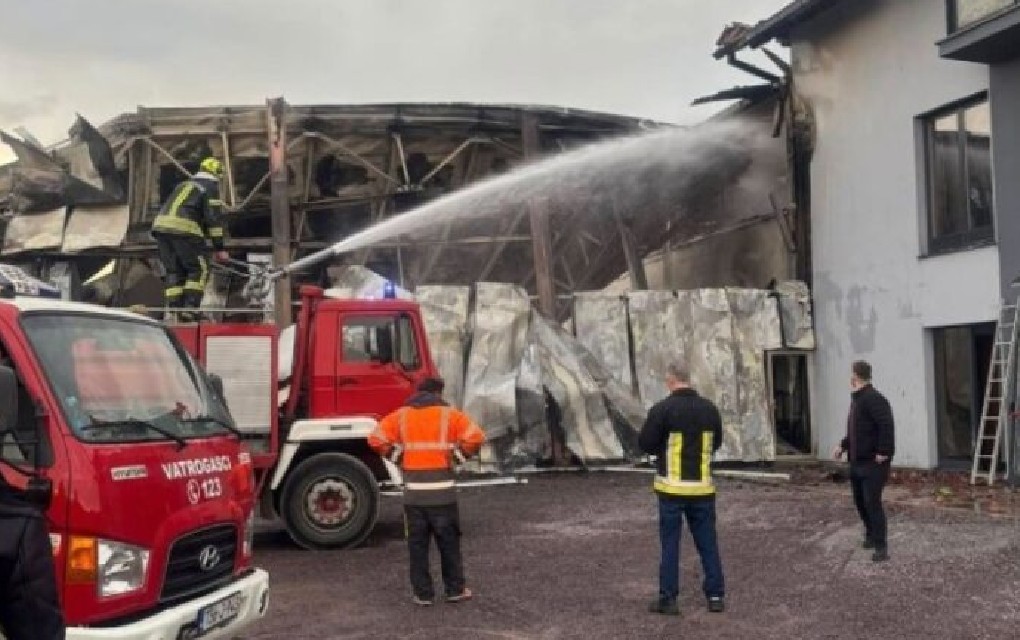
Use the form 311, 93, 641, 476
720, 0, 1020, 468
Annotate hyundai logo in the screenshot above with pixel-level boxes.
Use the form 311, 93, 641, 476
198, 545, 221, 572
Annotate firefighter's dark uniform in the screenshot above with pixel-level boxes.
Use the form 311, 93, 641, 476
151, 170, 225, 309
639, 387, 725, 611
0, 481, 65, 639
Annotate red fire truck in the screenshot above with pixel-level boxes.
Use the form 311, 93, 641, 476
0, 268, 268, 639
171, 284, 439, 550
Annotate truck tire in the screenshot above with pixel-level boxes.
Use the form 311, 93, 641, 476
279, 452, 380, 550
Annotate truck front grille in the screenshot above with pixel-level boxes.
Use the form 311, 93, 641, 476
160, 524, 237, 603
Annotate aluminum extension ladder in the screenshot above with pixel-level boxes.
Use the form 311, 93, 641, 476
971, 303, 1020, 485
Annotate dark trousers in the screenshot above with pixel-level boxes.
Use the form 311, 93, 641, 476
405, 503, 465, 599
850, 461, 890, 549
658, 496, 724, 601
154, 233, 208, 309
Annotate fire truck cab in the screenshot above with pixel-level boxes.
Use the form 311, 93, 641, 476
0, 266, 268, 639
172, 285, 439, 550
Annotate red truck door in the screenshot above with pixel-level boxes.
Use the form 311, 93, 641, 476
332, 311, 427, 419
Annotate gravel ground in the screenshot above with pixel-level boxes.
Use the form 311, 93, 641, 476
248, 473, 1020, 639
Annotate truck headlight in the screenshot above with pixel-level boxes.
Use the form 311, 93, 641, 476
98, 540, 150, 597
243, 511, 255, 558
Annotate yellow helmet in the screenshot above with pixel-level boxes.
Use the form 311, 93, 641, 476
199, 157, 224, 177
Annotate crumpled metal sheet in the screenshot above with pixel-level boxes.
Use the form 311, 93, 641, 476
726, 288, 781, 462
511, 341, 554, 467
462, 282, 531, 468
2, 208, 66, 254
61, 204, 129, 252
572, 292, 633, 392
627, 291, 685, 410
415, 285, 471, 407
569, 341, 645, 458
530, 311, 626, 463
1, 117, 122, 212
775, 280, 815, 349
676, 289, 742, 459
622, 287, 783, 463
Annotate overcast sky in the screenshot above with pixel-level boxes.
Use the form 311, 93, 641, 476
0, 0, 787, 163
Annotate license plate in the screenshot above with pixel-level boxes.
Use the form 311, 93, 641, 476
198, 591, 244, 634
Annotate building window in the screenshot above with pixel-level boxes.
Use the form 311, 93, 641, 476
924, 97, 993, 253
948, 0, 1017, 32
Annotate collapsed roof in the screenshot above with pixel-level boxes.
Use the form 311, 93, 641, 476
0, 100, 790, 315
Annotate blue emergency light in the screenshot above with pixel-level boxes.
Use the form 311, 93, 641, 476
0, 264, 63, 299
383, 281, 396, 299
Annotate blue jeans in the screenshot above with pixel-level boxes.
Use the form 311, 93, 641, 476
658, 496, 724, 600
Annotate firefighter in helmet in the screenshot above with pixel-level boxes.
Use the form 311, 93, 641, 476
151, 157, 229, 319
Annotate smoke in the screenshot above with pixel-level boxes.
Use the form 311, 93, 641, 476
310, 118, 773, 264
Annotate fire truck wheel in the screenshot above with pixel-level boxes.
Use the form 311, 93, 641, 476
280, 452, 380, 550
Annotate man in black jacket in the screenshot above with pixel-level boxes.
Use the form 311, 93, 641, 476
0, 479, 65, 639
639, 363, 725, 616
832, 360, 895, 562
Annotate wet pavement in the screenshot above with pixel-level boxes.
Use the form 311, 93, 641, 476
248, 473, 1020, 639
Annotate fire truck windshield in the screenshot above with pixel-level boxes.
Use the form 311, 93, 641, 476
21, 313, 235, 443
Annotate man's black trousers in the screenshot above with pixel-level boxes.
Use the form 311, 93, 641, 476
404, 503, 465, 599
850, 461, 889, 549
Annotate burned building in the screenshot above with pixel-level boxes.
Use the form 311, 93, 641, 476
0, 99, 792, 322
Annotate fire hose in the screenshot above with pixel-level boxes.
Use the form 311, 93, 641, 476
211, 242, 349, 306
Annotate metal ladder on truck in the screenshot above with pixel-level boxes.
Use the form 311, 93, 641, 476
971, 303, 1020, 485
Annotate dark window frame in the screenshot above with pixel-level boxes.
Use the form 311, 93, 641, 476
922, 93, 994, 255
947, 0, 1019, 33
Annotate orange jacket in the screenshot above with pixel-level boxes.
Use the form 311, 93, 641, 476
369, 395, 486, 472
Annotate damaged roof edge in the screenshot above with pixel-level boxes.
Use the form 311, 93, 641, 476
713, 0, 846, 58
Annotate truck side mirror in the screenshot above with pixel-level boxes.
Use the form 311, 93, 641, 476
208, 373, 226, 403
0, 365, 18, 432
25, 476, 52, 510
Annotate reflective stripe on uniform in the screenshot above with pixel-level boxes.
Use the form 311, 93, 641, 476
152, 213, 204, 236
668, 433, 682, 481
399, 407, 453, 446
167, 183, 195, 218
403, 442, 455, 451
701, 431, 712, 481
655, 430, 715, 497
164, 286, 184, 298
653, 475, 715, 496
208, 226, 224, 238
184, 255, 208, 292
152, 180, 212, 238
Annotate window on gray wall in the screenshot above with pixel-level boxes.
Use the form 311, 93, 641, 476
947, 0, 1017, 32
924, 97, 993, 254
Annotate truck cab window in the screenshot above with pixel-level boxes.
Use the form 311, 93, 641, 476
341, 316, 398, 364
0, 349, 50, 469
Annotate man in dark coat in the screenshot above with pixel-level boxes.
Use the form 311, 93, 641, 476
832, 360, 896, 562
0, 478, 65, 639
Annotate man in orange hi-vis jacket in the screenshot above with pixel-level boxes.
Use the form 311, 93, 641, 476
369, 377, 486, 606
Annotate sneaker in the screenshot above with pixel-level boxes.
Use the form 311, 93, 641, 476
412, 594, 433, 606
872, 548, 890, 562
446, 588, 473, 603
707, 597, 725, 613
648, 598, 680, 616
